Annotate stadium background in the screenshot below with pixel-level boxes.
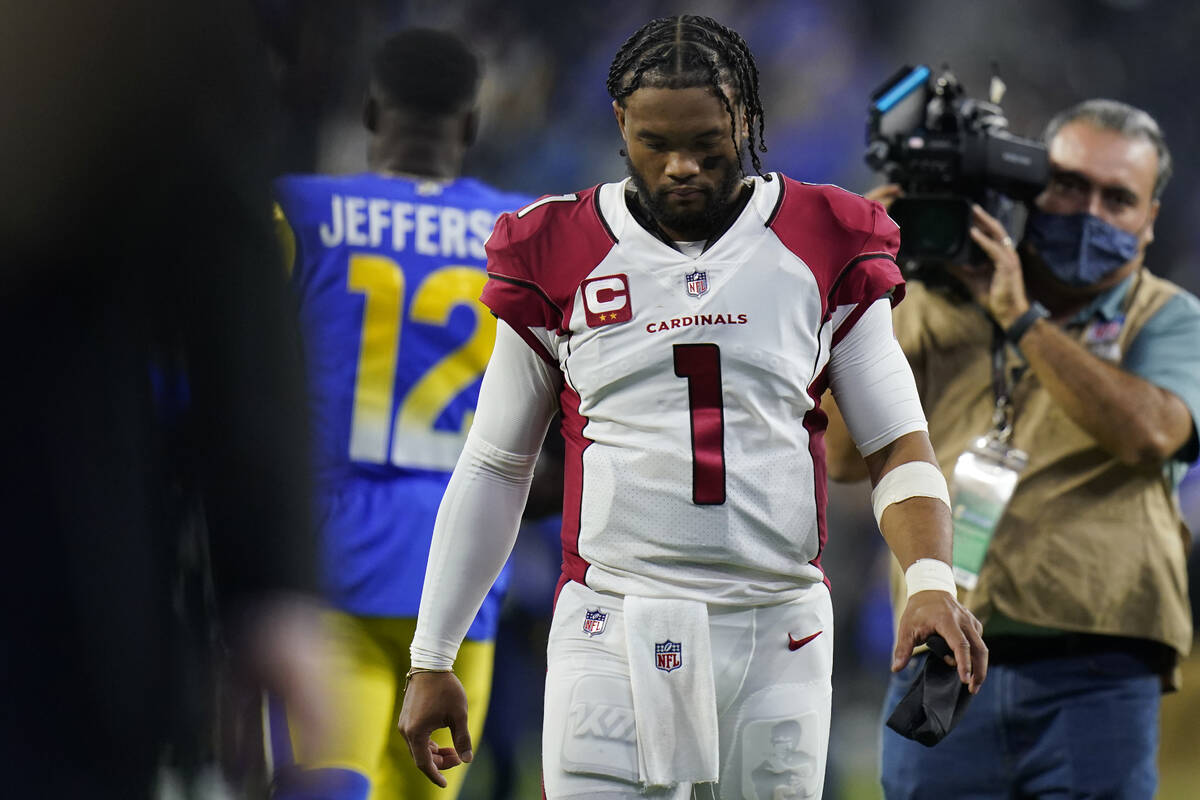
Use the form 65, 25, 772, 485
255, 1, 1200, 797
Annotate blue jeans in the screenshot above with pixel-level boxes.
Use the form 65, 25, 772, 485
880, 650, 1161, 799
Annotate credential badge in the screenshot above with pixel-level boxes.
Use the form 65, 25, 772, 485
582, 608, 608, 636
655, 640, 683, 672
685, 270, 708, 298
1083, 315, 1124, 362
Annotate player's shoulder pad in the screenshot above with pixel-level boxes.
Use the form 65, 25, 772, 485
768, 175, 902, 308
768, 176, 900, 285
770, 176, 897, 246
485, 184, 616, 288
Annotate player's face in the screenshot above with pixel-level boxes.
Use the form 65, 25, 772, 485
615, 86, 745, 241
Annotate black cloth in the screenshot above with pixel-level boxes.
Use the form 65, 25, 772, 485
886, 634, 974, 747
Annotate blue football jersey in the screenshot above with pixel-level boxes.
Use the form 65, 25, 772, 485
275, 172, 532, 636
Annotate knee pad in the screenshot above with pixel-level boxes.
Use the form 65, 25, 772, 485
559, 673, 639, 784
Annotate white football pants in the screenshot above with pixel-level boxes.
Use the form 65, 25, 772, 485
543, 579, 834, 800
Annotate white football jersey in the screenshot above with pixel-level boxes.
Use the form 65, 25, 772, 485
481, 174, 901, 605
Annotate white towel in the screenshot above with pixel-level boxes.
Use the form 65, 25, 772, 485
623, 595, 720, 788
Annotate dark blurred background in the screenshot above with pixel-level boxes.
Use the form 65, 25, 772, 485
259, 0, 1200, 299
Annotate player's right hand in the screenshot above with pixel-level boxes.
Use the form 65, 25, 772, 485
397, 670, 473, 787
893, 588, 988, 695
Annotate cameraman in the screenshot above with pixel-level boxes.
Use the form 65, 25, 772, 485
827, 99, 1200, 798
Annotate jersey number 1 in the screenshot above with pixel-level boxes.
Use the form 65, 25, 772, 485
673, 343, 725, 505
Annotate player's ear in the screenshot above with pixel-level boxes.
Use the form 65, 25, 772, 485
462, 109, 479, 148
363, 95, 379, 134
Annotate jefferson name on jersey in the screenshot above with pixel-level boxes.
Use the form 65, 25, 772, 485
315, 192, 497, 258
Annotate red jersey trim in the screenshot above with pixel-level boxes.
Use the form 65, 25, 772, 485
485, 272, 564, 320
554, 379, 591, 605
592, 187, 618, 245
764, 172, 787, 227
803, 364, 832, 590
827, 253, 903, 349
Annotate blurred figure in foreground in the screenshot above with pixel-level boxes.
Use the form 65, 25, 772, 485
0, 2, 329, 798
828, 99, 1200, 798
269, 29, 533, 800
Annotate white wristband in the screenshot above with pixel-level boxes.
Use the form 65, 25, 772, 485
870, 460, 951, 529
905, 558, 957, 598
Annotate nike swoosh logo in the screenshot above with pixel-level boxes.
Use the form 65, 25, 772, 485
788, 631, 823, 651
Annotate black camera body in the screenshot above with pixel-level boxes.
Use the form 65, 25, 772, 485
866, 65, 1049, 267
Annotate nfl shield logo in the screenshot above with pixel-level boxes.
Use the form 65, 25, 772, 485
655, 640, 683, 672
685, 270, 708, 297
582, 608, 608, 636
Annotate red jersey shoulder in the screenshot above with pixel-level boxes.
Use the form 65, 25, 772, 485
481, 185, 619, 337
768, 176, 900, 296
769, 177, 898, 256
485, 185, 616, 298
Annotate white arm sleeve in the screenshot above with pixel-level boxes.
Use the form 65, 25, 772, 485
409, 320, 561, 669
827, 297, 928, 456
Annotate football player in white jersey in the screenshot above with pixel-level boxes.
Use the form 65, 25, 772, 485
399, 14, 988, 799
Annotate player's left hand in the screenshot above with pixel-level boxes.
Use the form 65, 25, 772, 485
893, 589, 988, 694
965, 203, 1029, 328
397, 671, 473, 787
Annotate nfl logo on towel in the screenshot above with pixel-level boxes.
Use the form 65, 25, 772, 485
685, 270, 708, 297
655, 640, 683, 672
582, 608, 608, 636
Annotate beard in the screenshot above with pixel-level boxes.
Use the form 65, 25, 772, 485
625, 154, 744, 241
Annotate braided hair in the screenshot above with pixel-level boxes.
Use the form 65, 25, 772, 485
607, 15, 768, 176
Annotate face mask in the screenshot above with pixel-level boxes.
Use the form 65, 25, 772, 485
1023, 210, 1141, 288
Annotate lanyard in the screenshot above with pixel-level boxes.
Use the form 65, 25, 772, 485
989, 322, 1015, 443
986, 271, 1142, 443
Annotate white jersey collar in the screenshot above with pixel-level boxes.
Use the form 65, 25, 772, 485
595, 173, 783, 250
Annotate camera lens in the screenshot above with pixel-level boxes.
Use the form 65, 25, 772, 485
891, 197, 970, 261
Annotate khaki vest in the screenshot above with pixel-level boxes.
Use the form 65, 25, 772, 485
892, 272, 1192, 684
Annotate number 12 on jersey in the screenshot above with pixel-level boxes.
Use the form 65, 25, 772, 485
346, 253, 495, 471
673, 343, 725, 505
